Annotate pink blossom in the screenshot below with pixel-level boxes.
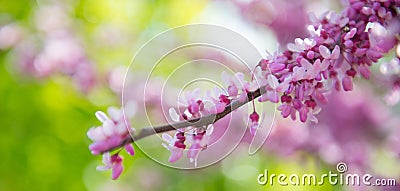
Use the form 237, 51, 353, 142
318, 45, 340, 60
248, 111, 260, 135
162, 131, 185, 163
186, 126, 214, 166
96, 153, 124, 180
253, 0, 400, 123
87, 0, 400, 180
204, 87, 230, 114
87, 107, 135, 155
221, 71, 246, 97
248, 67, 268, 92
368, 21, 400, 53
287, 38, 316, 52
0, 23, 23, 50
342, 75, 353, 91
8, 3, 97, 93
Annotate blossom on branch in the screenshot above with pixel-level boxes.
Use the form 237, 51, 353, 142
87, 0, 400, 179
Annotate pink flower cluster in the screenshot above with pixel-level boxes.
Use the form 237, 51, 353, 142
1, 3, 96, 93
161, 88, 225, 165
158, 0, 400, 166
255, 0, 400, 122
88, 0, 400, 179
87, 107, 135, 179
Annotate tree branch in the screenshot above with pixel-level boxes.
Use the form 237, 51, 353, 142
105, 87, 266, 154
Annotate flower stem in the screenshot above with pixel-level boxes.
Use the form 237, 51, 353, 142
102, 87, 266, 154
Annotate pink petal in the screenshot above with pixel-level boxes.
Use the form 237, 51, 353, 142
95, 111, 109, 123
276, 77, 291, 92
344, 40, 353, 48
299, 106, 308, 123
102, 152, 112, 166
267, 75, 279, 89
162, 133, 173, 143
292, 66, 305, 81
96, 165, 111, 171
107, 107, 122, 121
169, 148, 183, 163
319, 45, 331, 59
330, 45, 340, 59
87, 127, 106, 142
221, 71, 230, 84
111, 162, 123, 180
215, 103, 226, 113
308, 113, 319, 124
300, 58, 313, 69
377, 7, 386, 18
359, 65, 371, 79
292, 99, 303, 110
105, 136, 124, 149
102, 120, 115, 137
321, 59, 330, 71
366, 49, 382, 62
354, 48, 367, 57
361, 7, 372, 15
249, 123, 259, 136
228, 85, 238, 97
342, 76, 353, 91
344, 28, 357, 40
313, 59, 322, 73
368, 22, 396, 53
279, 104, 292, 118
294, 38, 303, 47
238, 92, 248, 102
260, 91, 278, 103
168, 108, 180, 122
269, 62, 286, 73
334, 79, 341, 91
287, 43, 301, 52
187, 143, 201, 160
89, 141, 109, 155
125, 144, 135, 156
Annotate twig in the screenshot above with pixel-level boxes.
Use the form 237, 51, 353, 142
103, 87, 266, 154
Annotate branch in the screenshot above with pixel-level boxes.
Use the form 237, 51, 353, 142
105, 87, 266, 154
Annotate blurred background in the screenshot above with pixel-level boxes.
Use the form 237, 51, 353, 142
0, 0, 399, 190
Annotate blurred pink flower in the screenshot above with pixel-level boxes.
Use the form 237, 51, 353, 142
6, 2, 97, 93
0, 23, 23, 50
234, 0, 308, 44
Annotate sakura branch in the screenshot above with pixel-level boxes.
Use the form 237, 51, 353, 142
87, 0, 400, 179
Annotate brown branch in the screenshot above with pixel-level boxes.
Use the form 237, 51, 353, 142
104, 87, 266, 154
